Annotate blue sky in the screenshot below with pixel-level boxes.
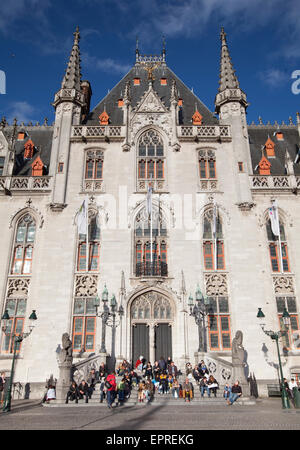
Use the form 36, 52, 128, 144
1, 0, 300, 126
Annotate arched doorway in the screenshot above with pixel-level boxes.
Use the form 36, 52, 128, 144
130, 290, 174, 365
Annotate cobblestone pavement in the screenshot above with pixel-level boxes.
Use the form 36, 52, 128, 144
0, 398, 300, 431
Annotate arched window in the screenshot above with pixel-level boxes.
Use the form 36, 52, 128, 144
266, 219, 290, 272
77, 211, 100, 272
134, 206, 168, 277
2, 213, 36, 354
202, 207, 224, 271
11, 214, 36, 275
137, 130, 165, 191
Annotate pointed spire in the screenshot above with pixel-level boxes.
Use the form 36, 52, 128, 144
61, 26, 82, 91
218, 27, 240, 92
215, 27, 248, 114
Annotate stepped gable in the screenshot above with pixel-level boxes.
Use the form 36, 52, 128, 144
85, 63, 218, 126
248, 125, 300, 175
3, 125, 53, 176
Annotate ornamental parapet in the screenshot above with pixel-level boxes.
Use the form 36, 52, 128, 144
251, 175, 299, 192
71, 125, 124, 142
178, 125, 231, 142
0, 176, 52, 194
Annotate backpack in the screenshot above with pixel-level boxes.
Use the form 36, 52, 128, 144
105, 380, 112, 389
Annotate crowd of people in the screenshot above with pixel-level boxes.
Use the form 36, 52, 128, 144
43, 355, 300, 408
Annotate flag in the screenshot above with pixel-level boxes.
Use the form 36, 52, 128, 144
212, 202, 217, 239
146, 183, 152, 219
268, 200, 280, 237
77, 198, 88, 235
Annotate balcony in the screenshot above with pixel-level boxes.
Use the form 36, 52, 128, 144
136, 261, 168, 277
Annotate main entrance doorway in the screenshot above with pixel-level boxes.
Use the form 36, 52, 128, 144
130, 290, 174, 365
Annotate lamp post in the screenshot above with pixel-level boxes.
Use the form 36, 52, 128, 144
1, 309, 37, 413
256, 307, 291, 409
188, 285, 210, 352
94, 285, 124, 358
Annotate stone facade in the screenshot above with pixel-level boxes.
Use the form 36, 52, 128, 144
0, 28, 300, 398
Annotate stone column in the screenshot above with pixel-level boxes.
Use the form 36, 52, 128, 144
56, 361, 72, 401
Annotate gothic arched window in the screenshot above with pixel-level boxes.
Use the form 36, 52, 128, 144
202, 207, 224, 271
137, 130, 165, 189
77, 211, 100, 272
266, 219, 290, 272
134, 206, 168, 277
11, 214, 36, 275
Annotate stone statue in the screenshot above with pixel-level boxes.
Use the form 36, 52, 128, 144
59, 333, 73, 364
232, 330, 245, 366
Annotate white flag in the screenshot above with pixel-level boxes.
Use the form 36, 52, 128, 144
268, 200, 280, 237
77, 198, 88, 235
146, 184, 152, 218
212, 202, 217, 238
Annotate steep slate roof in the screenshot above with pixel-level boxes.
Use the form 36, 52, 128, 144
85, 63, 219, 126
248, 126, 300, 176
2, 126, 53, 176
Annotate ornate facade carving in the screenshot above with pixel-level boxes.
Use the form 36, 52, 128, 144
7, 278, 30, 298
272, 276, 294, 294
74, 274, 98, 297
204, 273, 228, 296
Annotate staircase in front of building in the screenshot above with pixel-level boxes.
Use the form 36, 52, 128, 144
44, 373, 256, 407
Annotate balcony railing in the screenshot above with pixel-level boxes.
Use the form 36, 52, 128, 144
136, 262, 168, 277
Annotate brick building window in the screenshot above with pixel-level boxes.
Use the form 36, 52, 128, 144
1, 299, 26, 354
137, 129, 165, 186
77, 212, 100, 272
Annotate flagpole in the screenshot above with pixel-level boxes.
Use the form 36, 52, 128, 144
213, 202, 217, 271
275, 201, 283, 273
86, 197, 89, 273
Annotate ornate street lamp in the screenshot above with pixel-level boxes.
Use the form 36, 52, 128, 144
94, 285, 124, 356
257, 307, 291, 409
188, 285, 210, 352
1, 309, 37, 413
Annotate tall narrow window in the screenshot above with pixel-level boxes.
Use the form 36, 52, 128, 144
85, 150, 104, 180
207, 297, 231, 351
77, 211, 100, 272
198, 149, 217, 180
134, 206, 168, 277
137, 130, 165, 191
203, 208, 224, 271
276, 296, 300, 350
266, 220, 290, 273
11, 215, 36, 275
72, 298, 97, 353
1, 299, 26, 354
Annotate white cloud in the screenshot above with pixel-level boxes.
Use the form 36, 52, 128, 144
6, 101, 37, 124
82, 52, 131, 74
258, 69, 288, 88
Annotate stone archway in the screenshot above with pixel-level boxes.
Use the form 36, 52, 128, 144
130, 290, 174, 365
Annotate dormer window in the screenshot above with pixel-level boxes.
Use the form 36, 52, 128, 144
24, 139, 35, 160
99, 111, 109, 125
32, 156, 44, 177
276, 132, 284, 141
265, 137, 275, 157
118, 99, 124, 107
258, 155, 271, 175
134, 78, 140, 86
18, 132, 26, 141
160, 78, 167, 86
192, 109, 203, 125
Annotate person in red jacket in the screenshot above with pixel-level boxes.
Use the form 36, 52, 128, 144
105, 372, 117, 409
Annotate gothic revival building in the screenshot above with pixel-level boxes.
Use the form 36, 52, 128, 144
0, 27, 300, 397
